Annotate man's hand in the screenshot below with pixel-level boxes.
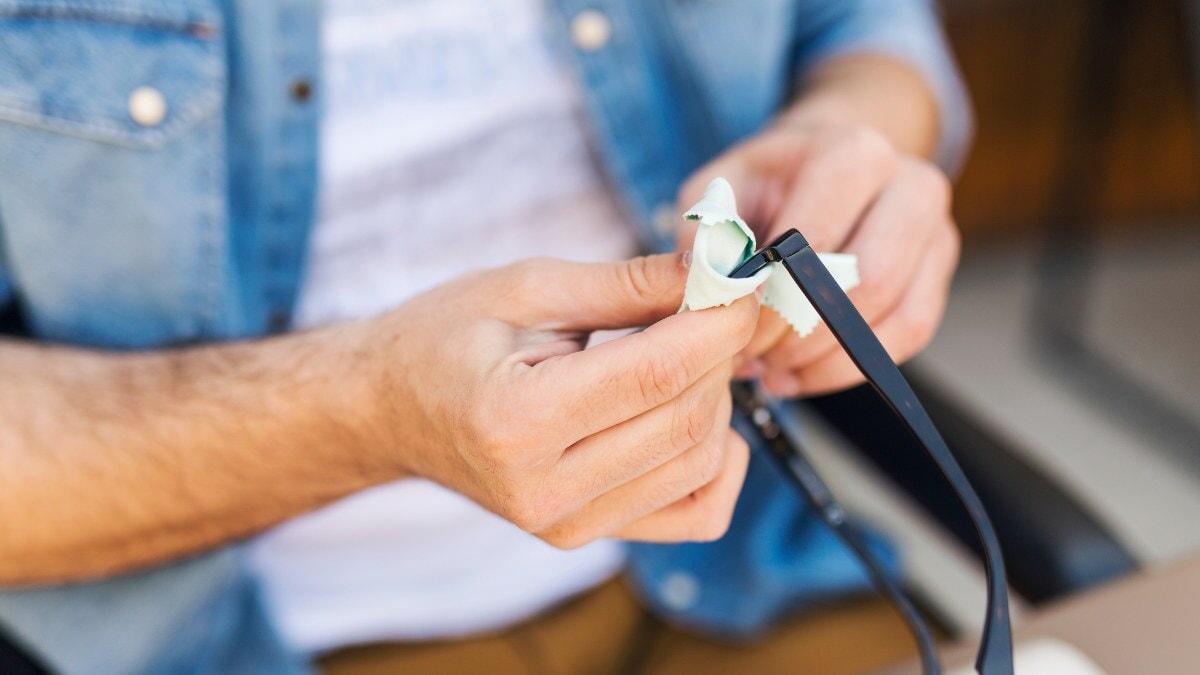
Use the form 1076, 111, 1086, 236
677, 120, 960, 398
364, 254, 758, 549
0, 253, 756, 583
0, 55, 949, 584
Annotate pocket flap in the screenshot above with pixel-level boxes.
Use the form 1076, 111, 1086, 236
0, 0, 225, 149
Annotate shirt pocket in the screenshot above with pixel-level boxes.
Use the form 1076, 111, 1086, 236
0, 0, 224, 148
0, 0, 231, 348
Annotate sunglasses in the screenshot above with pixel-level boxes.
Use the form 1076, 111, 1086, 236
729, 229, 1014, 675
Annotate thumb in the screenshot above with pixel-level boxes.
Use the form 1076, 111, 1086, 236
515, 253, 691, 331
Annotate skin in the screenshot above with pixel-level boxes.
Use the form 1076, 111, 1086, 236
0, 254, 756, 584
678, 54, 961, 397
0, 53, 948, 585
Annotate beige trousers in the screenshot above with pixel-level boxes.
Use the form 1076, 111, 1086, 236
319, 579, 917, 675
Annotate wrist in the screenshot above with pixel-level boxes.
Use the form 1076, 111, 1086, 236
293, 319, 415, 485
780, 53, 940, 158
776, 88, 863, 132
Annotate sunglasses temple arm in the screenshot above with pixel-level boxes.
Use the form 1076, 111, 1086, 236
777, 243, 1014, 675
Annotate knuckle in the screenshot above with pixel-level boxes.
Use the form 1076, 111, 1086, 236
540, 533, 585, 551
471, 402, 559, 475
908, 161, 953, 207
690, 439, 726, 487
504, 257, 555, 295
843, 126, 896, 167
670, 389, 718, 451
464, 402, 501, 450
538, 523, 593, 551
502, 489, 559, 534
615, 255, 660, 305
468, 404, 524, 462
637, 343, 692, 406
848, 125, 887, 153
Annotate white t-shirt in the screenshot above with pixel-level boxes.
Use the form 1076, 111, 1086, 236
249, 0, 640, 654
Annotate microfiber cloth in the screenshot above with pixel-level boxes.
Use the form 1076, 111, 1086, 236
680, 177, 859, 336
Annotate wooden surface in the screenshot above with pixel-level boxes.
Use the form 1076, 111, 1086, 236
943, 0, 1200, 239
878, 555, 1200, 674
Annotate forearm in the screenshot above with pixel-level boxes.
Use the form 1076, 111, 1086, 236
0, 323, 400, 584
782, 53, 941, 160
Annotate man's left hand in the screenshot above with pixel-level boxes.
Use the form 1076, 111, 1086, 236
677, 119, 961, 398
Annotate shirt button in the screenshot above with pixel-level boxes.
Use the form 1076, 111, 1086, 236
660, 571, 700, 612
128, 86, 167, 127
290, 78, 313, 103
571, 10, 612, 52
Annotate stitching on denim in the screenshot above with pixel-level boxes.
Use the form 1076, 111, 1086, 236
0, 1, 226, 147
0, 1, 220, 35
198, 105, 224, 333
548, 0, 657, 244
0, 90, 223, 149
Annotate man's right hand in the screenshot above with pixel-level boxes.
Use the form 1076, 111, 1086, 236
353, 253, 760, 549
0, 252, 756, 583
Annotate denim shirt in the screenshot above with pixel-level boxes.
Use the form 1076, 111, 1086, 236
0, 1, 969, 672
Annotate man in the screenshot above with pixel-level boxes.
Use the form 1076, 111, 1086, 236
0, 1, 968, 673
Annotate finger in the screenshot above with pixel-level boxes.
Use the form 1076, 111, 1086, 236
757, 310, 839, 386
613, 428, 751, 544
781, 224, 960, 397
738, 305, 793, 367
677, 150, 789, 230
761, 208, 957, 380
839, 159, 951, 321
769, 126, 898, 251
757, 171, 952, 384
735, 131, 901, 371
536, 394, 737, 549
527, 295, 757, 446
553, 362, 733, 506
505, 253, 690, 332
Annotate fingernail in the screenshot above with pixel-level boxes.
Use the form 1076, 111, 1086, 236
681, 250, 692, 270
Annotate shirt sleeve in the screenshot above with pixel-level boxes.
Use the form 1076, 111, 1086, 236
792, 0, 973, 175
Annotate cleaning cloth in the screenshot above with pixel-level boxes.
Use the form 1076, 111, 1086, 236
681, 178, 860, 336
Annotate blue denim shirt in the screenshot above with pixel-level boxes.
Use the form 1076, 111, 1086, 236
0, 1, 969, 672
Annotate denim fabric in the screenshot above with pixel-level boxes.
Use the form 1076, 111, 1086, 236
627, 414, 898, 638
0, 0, 320, 346
0, 1, 969, 672
0, 551, 306, 675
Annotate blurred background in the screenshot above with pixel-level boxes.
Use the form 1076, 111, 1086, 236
792, 0, 1200, 649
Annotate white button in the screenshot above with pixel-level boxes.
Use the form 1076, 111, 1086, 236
128, 86, 167, 127
660, 572, 700, 611
571, 10, 612, 52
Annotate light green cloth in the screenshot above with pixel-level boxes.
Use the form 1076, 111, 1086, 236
681, 178, 859, 337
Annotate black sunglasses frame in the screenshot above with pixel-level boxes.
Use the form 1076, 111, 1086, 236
729, 229, 1014, 675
